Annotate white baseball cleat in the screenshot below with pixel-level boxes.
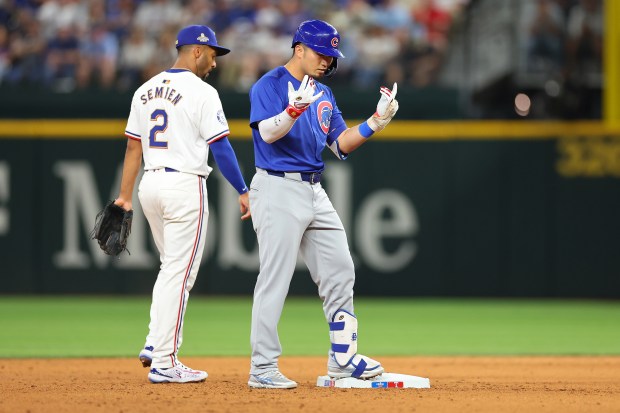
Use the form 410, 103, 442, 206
327, 353, 384, 379
248, 370, 298, 389
139, 346, 153, 367
148, 362, 208, 384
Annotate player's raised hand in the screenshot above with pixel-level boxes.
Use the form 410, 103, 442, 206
375, 82, 397, 116
368, 82, 399, 132
286, 75, 324, 119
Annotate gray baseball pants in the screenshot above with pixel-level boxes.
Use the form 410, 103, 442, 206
249, 168, 356, 375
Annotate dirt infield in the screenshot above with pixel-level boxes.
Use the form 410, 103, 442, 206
1, 356, 619, 413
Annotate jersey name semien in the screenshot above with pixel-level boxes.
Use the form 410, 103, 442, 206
125, 68, 230, 177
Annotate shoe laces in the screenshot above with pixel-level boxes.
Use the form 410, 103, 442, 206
262, 370, 287, 380
174, 362, 195, 372
272, 370, 286, 379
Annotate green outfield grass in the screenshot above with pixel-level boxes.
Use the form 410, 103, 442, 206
0, 296, 619, 358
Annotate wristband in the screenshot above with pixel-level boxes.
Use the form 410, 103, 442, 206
358, 121, 375, 138
285, 104, 305, 119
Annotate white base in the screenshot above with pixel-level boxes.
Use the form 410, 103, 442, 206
316, 373, 431, 389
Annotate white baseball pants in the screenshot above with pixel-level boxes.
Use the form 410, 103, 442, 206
138, 169, 208, 369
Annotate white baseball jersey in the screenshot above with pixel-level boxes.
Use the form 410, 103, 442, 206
125, 68, 230, 177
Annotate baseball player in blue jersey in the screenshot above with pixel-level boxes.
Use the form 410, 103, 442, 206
114, 25, 250, 383
247, 20, 399, 389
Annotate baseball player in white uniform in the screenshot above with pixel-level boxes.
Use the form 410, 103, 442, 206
247, 20, 399, 389
113, 25, 250, 384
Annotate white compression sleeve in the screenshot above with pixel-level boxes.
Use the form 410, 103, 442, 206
257, 110, 296, 144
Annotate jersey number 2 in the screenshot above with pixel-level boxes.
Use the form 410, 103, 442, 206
149, 109, 168, 148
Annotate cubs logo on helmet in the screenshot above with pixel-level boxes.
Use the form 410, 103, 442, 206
292, 20, 345, 77
317, 101, 333, 134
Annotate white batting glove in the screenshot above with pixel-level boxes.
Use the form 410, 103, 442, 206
367, 82, 399, 132
285, 75, 324, 119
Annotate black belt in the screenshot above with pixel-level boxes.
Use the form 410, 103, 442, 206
160, 167, 204, 178
265, 169, 322, 184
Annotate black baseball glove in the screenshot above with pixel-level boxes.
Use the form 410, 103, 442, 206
90, 201, 133, 256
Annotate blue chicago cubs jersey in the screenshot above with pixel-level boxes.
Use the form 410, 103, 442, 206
249, 66, 347, 172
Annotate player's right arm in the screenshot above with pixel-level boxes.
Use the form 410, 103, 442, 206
115, 99, 143, 211
200, 86, 251, 220
252, 75, 322, 144
210, 137, 251, 220
115, 138, 142, 212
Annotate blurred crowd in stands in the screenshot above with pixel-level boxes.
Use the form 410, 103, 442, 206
0, 0, 468, 92
517, 0, 603, 118
0, 0, 604, 113
519, 0, 602, 85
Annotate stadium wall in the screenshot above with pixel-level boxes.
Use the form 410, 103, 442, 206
0, 120, 619, 298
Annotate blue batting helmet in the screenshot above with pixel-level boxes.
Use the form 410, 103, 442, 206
292, 20, 345, 77
176, 25, 230, 56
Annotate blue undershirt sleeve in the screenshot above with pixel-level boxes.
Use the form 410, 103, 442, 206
209, 137, 249, 194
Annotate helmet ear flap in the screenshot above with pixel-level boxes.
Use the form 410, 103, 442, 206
325, 58, 338, 77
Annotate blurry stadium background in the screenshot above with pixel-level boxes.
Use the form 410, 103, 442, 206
0, 0, 618, 300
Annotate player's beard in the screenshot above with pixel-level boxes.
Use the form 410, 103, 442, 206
201, 69, 212, 81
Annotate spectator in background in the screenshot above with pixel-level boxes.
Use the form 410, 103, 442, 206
179, 0, 213, 27
106, 0, 136, 41
133, 0, 183, 38
45, 26, 80, 91
566, 0, 602, 82
560, 0, 602, 118
254, 0, 283, 30
0, 0, 14, 27
408, 0, 452, 87
6, 11, 46, 85
87, 0, 107, 28
36, 0, 88, 39
0, 24, 9, 84
413, 0, 452, 51
218, 19, 262, 91
0, 0, 478, 93
251, 4, 292, 79
353, 23, 400, 88
76, 24, 119, 89
141, 27, 176, 81
521, 0, 566, 73
328, 0, 373, 80
278, 0, 310, 35
207, 0, 255, 33
372, 0, 411, 32
117, 27, 155, 91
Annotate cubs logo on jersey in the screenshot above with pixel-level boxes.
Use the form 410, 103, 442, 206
317, 100, 333, 134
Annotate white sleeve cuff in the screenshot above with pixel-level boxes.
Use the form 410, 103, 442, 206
257, 110, 296, 143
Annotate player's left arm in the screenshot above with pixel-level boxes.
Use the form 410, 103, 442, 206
210, 137, 251, 220
115, 138, 143, 211
336, 83, 399, 155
